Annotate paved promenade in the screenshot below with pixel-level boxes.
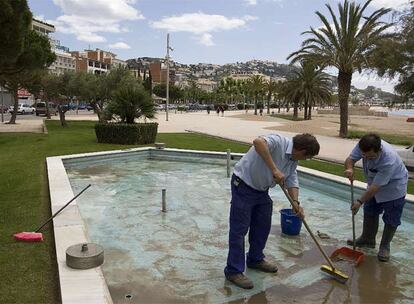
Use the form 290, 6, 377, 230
1, 110, 407, 166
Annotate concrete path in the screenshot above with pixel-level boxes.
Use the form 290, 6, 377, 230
1, 110, 405, 166
0, 119, 44, 133
152, 111, 364, 164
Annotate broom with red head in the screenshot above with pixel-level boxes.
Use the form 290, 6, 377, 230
14, 184, 91, 242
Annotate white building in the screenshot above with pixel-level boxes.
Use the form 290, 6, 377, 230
32, 18, 76, 75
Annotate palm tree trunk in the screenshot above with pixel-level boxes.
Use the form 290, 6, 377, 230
293, 101, 298, 118
254, 94, 258, 115
304, 99, 308, 120
267, 94, 271, 114
308, 104, 312, 120
338, 71, 352, 137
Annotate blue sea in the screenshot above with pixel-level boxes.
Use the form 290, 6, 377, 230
388, 109, 414, 117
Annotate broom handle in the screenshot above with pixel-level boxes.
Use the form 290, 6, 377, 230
35, 184, 91, 232
280, 185, 336, 270
351, 181, 356, 251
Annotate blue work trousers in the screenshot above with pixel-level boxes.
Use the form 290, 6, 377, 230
224, 174, 273, 275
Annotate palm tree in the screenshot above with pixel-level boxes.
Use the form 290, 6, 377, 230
264, 79, 279, 114
280, 78, 301, 119
287, 0, 394, 136
248, 75, 266, 115
290, 61, 332, 120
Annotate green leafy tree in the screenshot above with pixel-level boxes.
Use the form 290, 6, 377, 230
288, 0, 394, 136
0, 0, 32, 75
2, 30, 55, 123
374, 1, 414, 98
153, 83, 184, 102
40, 73, 61, 119
105, 84, 155, 124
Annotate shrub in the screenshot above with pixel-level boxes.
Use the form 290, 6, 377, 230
104, 85, 155, 124
95, 122, 158, 145
237, 103, 245, 110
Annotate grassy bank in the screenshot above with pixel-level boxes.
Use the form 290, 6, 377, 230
347, 130, 414, 146
0, 120, 412, 303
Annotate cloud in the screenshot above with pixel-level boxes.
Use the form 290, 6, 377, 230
151, 13, 257, 46
51, 0, 144, 43
352, 73, 397, 93
244, 0, 258, 5
198, 33, 214, 46
370, 0, 410, 10
108, 42, 131, 49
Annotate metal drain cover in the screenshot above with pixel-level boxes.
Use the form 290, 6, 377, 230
66, 243, 104, 269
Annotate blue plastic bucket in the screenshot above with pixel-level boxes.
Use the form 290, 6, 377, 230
280, 208, 302, 236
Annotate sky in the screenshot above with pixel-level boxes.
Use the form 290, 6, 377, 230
27, 0, 410, 93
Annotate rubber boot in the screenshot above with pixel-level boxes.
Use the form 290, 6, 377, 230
377, 225, 397, 262
347, 213, 379, 248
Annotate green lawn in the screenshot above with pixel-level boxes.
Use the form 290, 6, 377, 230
0, 120, 412, 303
347, 130, 414, 146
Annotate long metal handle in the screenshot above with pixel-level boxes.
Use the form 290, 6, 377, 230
280, 186, 336, 270
351, 181, 356, 251
35, 184, 91, 232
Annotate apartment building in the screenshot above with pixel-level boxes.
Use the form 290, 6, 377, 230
31, 18, 76, 75
71, 49, 124, 74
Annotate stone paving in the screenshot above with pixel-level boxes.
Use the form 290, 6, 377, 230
1, 110, 407, 165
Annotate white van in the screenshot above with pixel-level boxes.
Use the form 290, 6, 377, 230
397, 145, 414, 171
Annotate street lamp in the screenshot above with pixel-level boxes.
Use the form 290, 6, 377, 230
165, 33, 174, 121
0, 85, 4, 123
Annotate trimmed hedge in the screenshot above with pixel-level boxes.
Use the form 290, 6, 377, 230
95, 122, 158, 145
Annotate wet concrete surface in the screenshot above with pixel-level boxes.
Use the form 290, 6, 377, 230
67, 157, 414, 304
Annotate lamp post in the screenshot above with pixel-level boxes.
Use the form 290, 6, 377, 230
165, 33, 173, 121
1, 85, 4, 123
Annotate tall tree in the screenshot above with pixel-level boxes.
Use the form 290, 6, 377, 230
2, 30, 55, 124
153, 83, 184, 103
0, 0, 32, 75
288, 0, 394, 137
248, 75, 265, 115
287, 61, 332, 120
374, 1, 414, 99
264, 80, 279, 114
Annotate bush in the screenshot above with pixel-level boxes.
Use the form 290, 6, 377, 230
270, 102, 278, 108
104, 85, 154, 124
237, 103, 245, 110
95, 122, 158, 145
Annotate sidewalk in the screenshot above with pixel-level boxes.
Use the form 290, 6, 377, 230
1, 110, 405, 165
0, 119, 44, 133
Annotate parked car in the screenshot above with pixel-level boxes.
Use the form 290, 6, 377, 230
86, 104, 94, 111
16, 104, 35, 115
155, 104, 165, 111
397, 145, 414, 171
35, 102, 57, 116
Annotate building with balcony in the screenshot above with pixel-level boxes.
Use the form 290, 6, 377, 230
71, 49, 117, 74
31, 18, 76, 75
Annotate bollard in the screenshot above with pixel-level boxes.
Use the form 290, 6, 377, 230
162, 189, 167, 212
227, 149, 231, 178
